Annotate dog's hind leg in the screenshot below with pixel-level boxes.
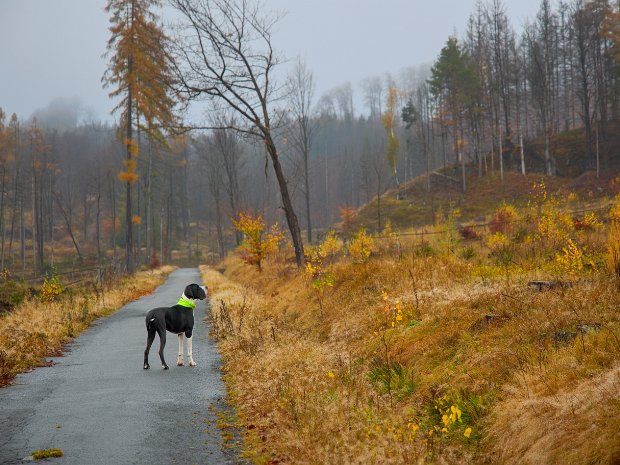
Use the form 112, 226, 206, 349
144, 327, 156, 369
177, 334, 184, 366
157, 328, 169, 370
185, 330, 196, 367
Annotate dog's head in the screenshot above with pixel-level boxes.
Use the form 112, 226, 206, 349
184, 283, 207, 300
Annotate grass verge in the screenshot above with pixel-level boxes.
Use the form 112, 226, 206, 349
201, 240, 620, 464
0, 266, 175, 386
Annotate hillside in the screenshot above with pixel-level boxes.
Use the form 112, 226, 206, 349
201, 176, 620, 464
351, 170, 615, 234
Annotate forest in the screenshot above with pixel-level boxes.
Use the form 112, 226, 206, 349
0, 0, 618, 278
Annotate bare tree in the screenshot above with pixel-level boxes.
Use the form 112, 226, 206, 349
332, 82, 355, 121
194, 135, 226, 259
526, 0, 558, 176
361, 76, 384, 120
170, 0, 305, 266
209, 114, 244, 245
286, 58, 317, 243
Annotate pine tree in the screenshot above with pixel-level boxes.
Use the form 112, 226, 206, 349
429, 37, 480, 192
103, 0, 176, 273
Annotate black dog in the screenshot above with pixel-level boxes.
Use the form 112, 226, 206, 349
143, 283, 207, 370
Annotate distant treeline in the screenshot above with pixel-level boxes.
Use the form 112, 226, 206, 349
2, 0, 620, 274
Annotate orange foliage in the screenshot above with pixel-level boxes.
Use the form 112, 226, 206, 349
339, 205, 356, 237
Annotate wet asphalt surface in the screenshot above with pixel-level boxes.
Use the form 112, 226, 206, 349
0, 268, 237, 465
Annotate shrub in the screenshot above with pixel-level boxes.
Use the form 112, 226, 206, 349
459, 225, 481, 241
461, 246, 476, 260
554, 238, 585, 276
380, 221, 401, 254
39, 274, 64, 303
339, 205, 356, 238
347, 229, 377, 263
233, 212, 284, 272
573, 212, 602, 231
489, 204, 518, 235
0, 274, 26, 312
319, 230, 343, 259
606, 222, 620, 280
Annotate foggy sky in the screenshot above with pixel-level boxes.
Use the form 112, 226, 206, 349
0, 0, 541, 124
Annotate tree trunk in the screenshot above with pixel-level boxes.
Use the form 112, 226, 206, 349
96, 183, 102, 263
54, 193, 83, 262
0, 167, 6, 271
110, 174, 117, 263
125, 58, 134, 274
377, 177, 382, 232
304, 147, 312, 243
264, 136, 305, 266
145, 138, 153, 264
214, 190, 225, 260
520, 132, 526, 175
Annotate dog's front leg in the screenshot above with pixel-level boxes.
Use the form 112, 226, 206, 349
186, 335, 196, 367
177, 334, 184, 366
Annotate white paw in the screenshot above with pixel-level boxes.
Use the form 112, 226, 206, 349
189, 359, 197, 367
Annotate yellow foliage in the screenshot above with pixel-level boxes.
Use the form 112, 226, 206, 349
485, 232, 510, 252
489, 204, 519, 235
380, 290, 405, 329
609, 195, 620, 222
339, 205, 356, 237
348, 229, 377, 263
606, 222, 620, 279
574, 212, 602, 231
319, 231, 343, 259
380, 221, 401, 253
233, 212, 284, 272
131, 215, 142, 225
304, 245, 322, 279
39, 275, 64, 303
554, 238, 586, 276
537, 210, 572, 247
530, 180, 548, 204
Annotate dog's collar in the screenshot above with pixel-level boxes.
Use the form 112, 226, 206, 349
177, 296, 196, 309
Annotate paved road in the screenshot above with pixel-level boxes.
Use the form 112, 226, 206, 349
0, 268, 237, 465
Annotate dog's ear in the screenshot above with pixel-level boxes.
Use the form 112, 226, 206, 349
195, 284, 207, 300
185, 283, 207, 300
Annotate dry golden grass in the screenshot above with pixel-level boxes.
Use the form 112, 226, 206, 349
202, 220, 620, 465
0, 266, 175, 385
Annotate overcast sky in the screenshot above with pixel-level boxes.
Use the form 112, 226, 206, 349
0, 0, 542, 123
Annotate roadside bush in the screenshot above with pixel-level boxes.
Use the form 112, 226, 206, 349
0, 277, 26, 313
39, 274, 64, 303
347, 229, 377, 263
489, 204, 518, 235
233, 212, 284, 272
